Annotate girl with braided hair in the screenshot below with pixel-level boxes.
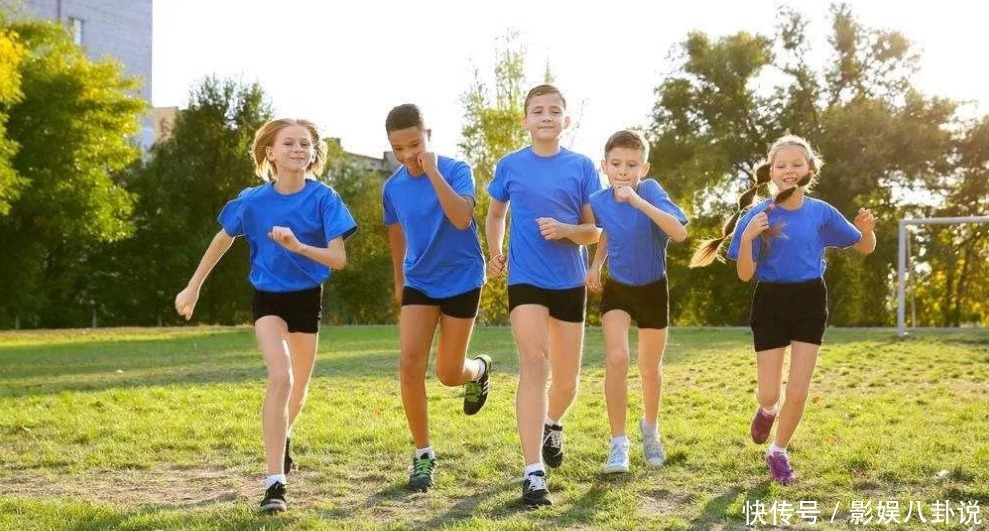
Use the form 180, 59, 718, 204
690, 135, 876, 484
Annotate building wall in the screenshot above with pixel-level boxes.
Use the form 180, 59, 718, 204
22, 0, 154, 146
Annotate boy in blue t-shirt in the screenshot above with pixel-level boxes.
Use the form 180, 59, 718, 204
691, 134, 876, 486
486, 84, 604, 507
382, 104, 491, 493
585, 130, 688, 474
175, 118, 357, 514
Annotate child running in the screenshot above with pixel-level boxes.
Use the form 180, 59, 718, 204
486, 84, 604, 507
174, 118, 357, 513
585, 130, 688, 474
690, 134, 876, 485
382, 104, 491, 492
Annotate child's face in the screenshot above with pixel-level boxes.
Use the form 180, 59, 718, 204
523, 93, 570, 142
770, 145, 812, 191
601, 146, 649, 190
387, 126, 430, 175
267, 125, 315, 175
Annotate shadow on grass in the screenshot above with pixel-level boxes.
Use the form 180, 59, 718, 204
314, 478, 521, 528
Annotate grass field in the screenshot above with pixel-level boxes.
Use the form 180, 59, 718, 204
0, 326, 987, 530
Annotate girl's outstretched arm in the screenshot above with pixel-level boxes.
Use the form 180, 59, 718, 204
851, 208, 877, 255
175, 230, 235, 319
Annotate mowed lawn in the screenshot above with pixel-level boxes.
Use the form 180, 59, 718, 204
0, 326, 987, 530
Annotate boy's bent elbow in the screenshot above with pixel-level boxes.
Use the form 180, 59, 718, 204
332, 253, 347, 270
454, 216, 472, 231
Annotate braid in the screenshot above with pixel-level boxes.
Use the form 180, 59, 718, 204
689, 162, 772, 268
760, 173, 812, 238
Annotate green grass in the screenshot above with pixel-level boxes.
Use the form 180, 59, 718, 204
1, 326, 987, 530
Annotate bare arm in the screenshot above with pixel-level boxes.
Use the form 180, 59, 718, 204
486, 198, 509, 277
421, 153, 474, 230
295, 237, 347, 270
174, 230, 235, 319
536, 204, 602, 245
387, 223, 406, 305
585, 231, 609, 293
851, 208, 877, 255
268, 226, 346, 269
736, 212, 768, 282
631, 197, 688, 242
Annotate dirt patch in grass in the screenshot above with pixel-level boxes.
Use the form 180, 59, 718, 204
4, 466, 329, 510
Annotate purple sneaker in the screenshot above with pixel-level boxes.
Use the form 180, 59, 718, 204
766, 451, 796, 485
750, 407, 776, 444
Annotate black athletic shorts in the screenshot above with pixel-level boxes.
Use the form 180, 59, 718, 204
750, 278, 828, 351
402, 286, 481, 319
600, 276, 669, 330
252, 286, 322, 334
507, 283, 586, 323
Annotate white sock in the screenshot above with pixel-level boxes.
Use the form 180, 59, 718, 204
767, 443, 787, 456
523, 463, 545, 477
473, 358, 486, 380
762, 403, 779, 415
264, 473, 286, 489
641, 419, 658, 435
415, 446, 435, 460
545, 415, 561, 427
611, 435, 628, 448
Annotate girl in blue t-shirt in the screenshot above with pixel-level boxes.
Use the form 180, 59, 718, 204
381, 104, 490, 493
585, 130, 688, 475
174, 118, 357, 514
690, 134, 876, 485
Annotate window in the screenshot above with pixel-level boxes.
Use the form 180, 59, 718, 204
68, 17, 83, 45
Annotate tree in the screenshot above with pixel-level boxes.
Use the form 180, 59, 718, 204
649, 4, 960, 326
459, 30, 529, 325
0, 20, 145, 328
0, 25, 25, 215
319, 141, 394, 324
105, 77, 272, 326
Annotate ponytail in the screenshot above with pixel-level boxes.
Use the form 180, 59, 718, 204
689, 162, 772, 267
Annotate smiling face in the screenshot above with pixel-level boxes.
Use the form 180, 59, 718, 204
523, 92, 570, 142
602, 146, 650, 190
387, 126, 430, 175
266, 124, 316, 177
770, 144, 814, 191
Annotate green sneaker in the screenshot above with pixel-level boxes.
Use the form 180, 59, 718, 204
463, 354, 491, 415
408, 455, 436, 492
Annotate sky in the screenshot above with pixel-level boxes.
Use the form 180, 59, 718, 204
153, 0, 989, 162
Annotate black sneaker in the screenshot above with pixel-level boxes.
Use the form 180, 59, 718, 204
542, 423, 564, 468
259, 482, 287, 514
463, 354, 492, 415
522, 470, 552, 508
284, 437, 296, 474
408, 455, 436, 492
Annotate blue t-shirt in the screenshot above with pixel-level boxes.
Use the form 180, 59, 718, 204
727, 197, 861, 283
382, 156, 485, 298
218, 179, 358, 292
589, 179, 689, 286
488, 147, 604, 289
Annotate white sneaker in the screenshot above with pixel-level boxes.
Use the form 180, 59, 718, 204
640, 419, 666, 467
602, 441, 630, 474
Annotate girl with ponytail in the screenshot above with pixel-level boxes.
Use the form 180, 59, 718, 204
692, 135, 876, 485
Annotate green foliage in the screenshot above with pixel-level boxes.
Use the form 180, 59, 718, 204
459, 31, 529, 325
320, 145, 395, 324
0, 19, 145, 328
0, 26, 25, 215
104, 77, 272, 326
649, 4, 973, 326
